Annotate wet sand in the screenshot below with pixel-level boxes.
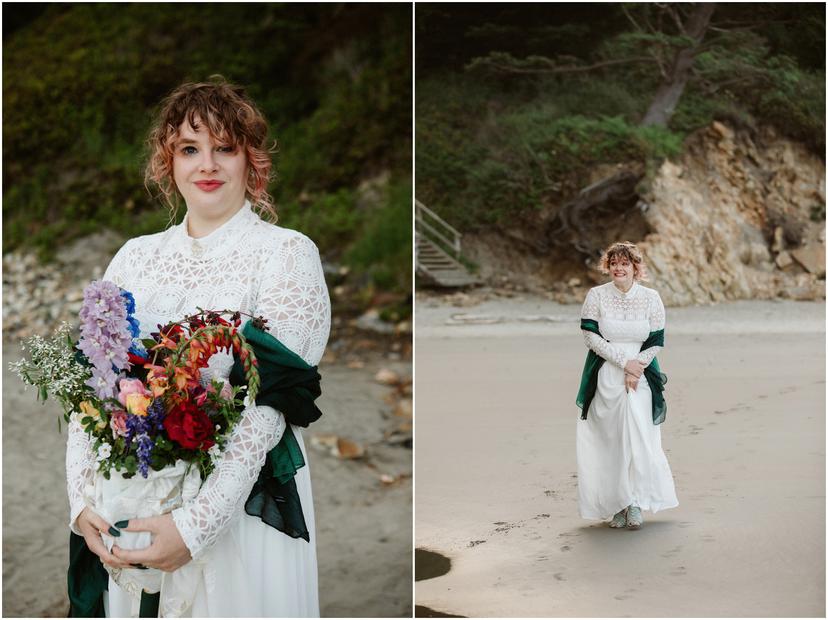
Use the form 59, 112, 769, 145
2, 343, 412, 617
415, 297, 825, 617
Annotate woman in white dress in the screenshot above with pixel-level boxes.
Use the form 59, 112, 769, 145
66, 79, 330, 616
576, 241, 677, 530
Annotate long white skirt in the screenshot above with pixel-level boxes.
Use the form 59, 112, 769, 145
576, 351, 678, 520
106, 427, 319, 617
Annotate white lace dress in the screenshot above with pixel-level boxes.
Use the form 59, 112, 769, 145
576, 281, 678, 520
65, 201, 331, 617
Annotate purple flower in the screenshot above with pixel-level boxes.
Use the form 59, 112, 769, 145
124, 399, 166, 477
135, 432, 154, 478
146, 399, 166, 430
78, 280, 133, 375
86, 365, 118, 400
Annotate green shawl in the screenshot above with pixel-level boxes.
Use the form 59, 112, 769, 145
229, 321, 323, 543
68, 323, 323, 616
576, 318, 667, 425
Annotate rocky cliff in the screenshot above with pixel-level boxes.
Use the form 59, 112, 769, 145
461, 122, 825, 305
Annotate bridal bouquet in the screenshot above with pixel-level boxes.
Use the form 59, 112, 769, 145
13, 279, 263, 609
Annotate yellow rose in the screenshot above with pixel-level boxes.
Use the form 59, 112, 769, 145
79, 401, 107, 431
125, 393, 151, 417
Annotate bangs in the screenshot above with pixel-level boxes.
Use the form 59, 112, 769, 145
607, 247, 634, 263
166, 99, 246, 149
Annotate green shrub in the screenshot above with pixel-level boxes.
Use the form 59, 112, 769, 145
3, 4, 411, 295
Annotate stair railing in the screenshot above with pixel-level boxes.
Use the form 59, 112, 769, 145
415, 200, 462, 260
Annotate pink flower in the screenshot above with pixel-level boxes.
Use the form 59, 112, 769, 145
192, 385, 208, 407
207, 380, 233, 401
118, 378, 150, 408
110, 410, 128, 437
220, 382, 232, 400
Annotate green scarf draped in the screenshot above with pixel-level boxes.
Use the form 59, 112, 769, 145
576, 319, 667, 425
68, 531, 160, 617
68, 532, 108, 617
68, 323, 323, 616
229, 321, 324, 542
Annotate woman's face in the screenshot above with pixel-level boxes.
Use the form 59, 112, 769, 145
609, 255, 635, 288
172, 118, 247, 219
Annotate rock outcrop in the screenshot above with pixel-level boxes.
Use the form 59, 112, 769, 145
461, 121, 825, 305
640, 122, 824, 305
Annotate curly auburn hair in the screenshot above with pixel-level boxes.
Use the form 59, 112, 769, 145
144, 76, 277, 222
598, 241, 649, 281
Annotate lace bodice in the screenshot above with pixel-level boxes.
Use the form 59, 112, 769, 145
65, 201, 331, 560
580, 282, 665, 369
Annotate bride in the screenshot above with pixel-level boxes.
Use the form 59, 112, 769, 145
576, 241, 677, 530
66, 78, 330, 616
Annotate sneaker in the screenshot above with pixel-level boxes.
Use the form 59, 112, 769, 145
609, 509, 627, 528
627, 505, 643, 529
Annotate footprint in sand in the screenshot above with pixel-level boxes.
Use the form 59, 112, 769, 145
614, 594, 632, 600
670, 566, 687, 576
661, 545, 682, 558
468, 540, 486, 548
553, 572, 566, 581
560, 545, 571, 552
493, 522, 520, 534
677, 521, 693, 528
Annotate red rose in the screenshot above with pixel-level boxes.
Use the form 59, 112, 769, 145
163, 400, 215, 450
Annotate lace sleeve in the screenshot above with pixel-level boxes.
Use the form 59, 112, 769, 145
171, 233, 331, 560
636, 289, 665, 366
65, 240, 136, 532
66, 413, 96, 534
581, 288, 629, 369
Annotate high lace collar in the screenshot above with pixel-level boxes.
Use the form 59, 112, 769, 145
609, 280, 639, 299
171, 200, 258, 260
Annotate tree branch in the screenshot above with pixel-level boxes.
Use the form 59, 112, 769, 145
621, 4, 646, 33
663, 4, 687, 36
471, 55, 659, 76
650, 47, 669, 80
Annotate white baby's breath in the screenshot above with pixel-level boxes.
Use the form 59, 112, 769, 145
10, 322, 91, 416
207, 444, 223, 466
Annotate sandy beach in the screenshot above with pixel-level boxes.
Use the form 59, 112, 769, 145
2, 342, 412, 618
415, 295, 825, 617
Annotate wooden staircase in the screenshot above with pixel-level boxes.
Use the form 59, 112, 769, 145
415, 200, 480, 288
